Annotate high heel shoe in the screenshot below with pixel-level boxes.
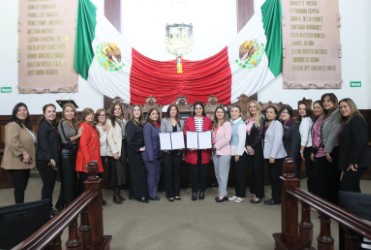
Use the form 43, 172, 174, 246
191, 192, 197, 201
174, 196, 181, 200
198, 192, 205, 200
113, 188, 123, 204
138, 197, 149, 203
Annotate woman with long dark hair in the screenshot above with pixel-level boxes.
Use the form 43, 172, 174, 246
1, 103, 36, 204
106, 101, 127, 204
126, 105, 149, 203
57, 103, 82, 209
184, 101, 212, 201
310, 100, 325, 196
211, 106, 231, 202
161, 104, 184, 201
320, 93, 341, 203
142, 108, 162, 200
338, 98, 370, 192
297, 100, 315, 193
36, 103, 59, 215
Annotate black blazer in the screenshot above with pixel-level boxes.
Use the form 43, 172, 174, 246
339, 115, 371, 170
36, 119, 59, 163
125, 120, 144, 152
245, 117, 264, 150
282, 119, 300, 158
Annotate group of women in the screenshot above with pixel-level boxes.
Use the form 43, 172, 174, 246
1, 93, 369, 213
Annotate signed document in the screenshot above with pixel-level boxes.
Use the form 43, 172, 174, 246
159, 132, 185, 150
186, 131, 212, 149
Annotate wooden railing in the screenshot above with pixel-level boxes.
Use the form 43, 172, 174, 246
274, 158, 371, 250
12, 164, 111, 250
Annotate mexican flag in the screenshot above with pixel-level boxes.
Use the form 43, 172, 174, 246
74, 0, 282, 105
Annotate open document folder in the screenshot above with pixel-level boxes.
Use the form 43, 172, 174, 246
186, 131, 212, 149
159, 131, 185, 150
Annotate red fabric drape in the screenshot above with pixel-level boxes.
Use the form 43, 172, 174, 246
129, 47, 232, 105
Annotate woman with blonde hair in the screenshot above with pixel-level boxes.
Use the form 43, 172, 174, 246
212, 106, 231, 202
57, 103, 83, 208
245, 100, 265, 203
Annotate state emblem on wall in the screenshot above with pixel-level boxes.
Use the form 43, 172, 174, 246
165, 23, 193, 74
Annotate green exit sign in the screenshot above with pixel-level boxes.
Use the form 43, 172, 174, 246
0, 86, 12, 93
350, 81, 361, 87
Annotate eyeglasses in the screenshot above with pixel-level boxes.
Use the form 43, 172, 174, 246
98, 115, 106, 117
280, 111, 289, 114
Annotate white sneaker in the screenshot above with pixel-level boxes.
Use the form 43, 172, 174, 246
234, 197, 245, 203
228, 196, 237, 201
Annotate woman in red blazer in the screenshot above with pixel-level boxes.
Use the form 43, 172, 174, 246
76, 108, 104, 193
184, 101, 212, 201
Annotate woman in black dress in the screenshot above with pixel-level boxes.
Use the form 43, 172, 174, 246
125, 105, 149, 203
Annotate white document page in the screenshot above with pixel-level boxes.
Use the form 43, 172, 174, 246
159, 132, 172, 150
186, 131, 198, 149
170, 131, 185, 149
198, 131, 212, 149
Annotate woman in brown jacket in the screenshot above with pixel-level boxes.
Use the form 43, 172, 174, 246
1, 103, 36, 204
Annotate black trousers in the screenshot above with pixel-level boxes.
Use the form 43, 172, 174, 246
340, 167, 367, 192
163, 151, 181, 198
58, 147, 78, 206
267, 158, 284, 203
233, 154, 248, 198
303, 147, 316, 194
8, 169, 30, 204
247, 148, 265, 199
37, 160, 57, 208
108, 141, 127, 187
316, 147, 340, 204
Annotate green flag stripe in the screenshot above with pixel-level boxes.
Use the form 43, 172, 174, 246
74, 0, 97, 80
261, 0, 282, 77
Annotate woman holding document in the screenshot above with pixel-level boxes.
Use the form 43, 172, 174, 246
161, 104, 184, 202
184, 101, 212, 201
142, 108, 162, 200
212, 106, 232, 202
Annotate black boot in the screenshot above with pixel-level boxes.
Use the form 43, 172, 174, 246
113, 188, 123, 204
117, 188, 126, 201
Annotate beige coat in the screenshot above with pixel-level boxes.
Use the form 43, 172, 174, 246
105, 119, 122, 157
1, 122, 36, 170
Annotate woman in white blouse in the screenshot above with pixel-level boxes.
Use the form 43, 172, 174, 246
297, 100, 315, 194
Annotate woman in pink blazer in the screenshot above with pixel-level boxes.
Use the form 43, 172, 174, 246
184, 102, 212, 201
212, 106, 232, 202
